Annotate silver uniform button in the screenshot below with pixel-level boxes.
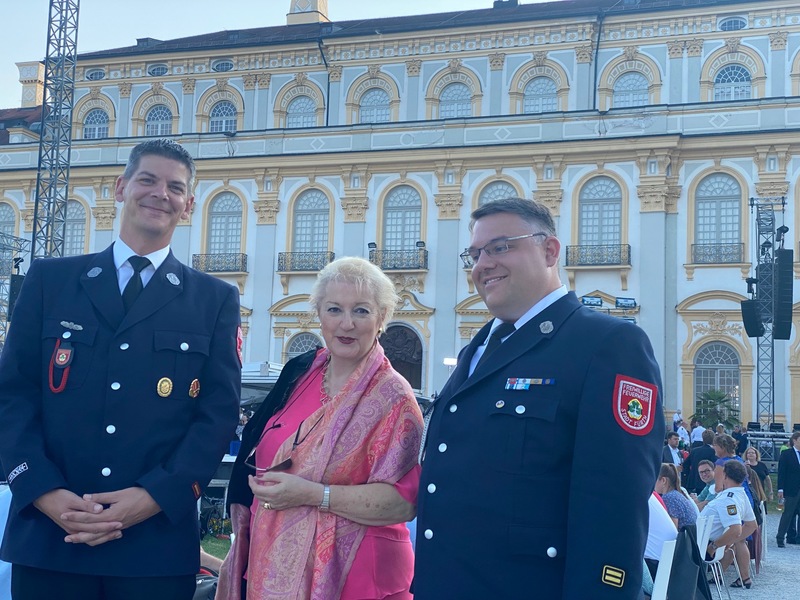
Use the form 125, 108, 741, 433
427, 483, 436, 493
101, 467, 111, 477
180, 342, 189, 351
424, 529, 434, 540
106, 425, 116, 434
449, 404, 457, 413
515, 405, 526, 414
547, 547, 558, 558
111, 382, 121, 391
496, 400, 505, 408
119, 343, 129, 350
438, 443, 447, 453
62, 331, 71, 339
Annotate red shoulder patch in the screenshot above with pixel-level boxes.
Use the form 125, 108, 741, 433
613, 375, 657, 436
236, 326, 244, 366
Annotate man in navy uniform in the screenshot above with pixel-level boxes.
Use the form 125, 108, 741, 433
413, 198, 664, 599
0, 139, 241, 599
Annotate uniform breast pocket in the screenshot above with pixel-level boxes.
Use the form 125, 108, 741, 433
42, 319, 98, 389
153, 331, 211, 398
486, 390, 560, 472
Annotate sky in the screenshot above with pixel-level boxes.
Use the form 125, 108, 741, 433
0, 0, 543, 110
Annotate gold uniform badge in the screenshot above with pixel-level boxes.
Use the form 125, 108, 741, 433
601, 565, 625, 588
157, 377, 173, 397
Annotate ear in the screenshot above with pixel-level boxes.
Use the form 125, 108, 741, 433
114, 175, 127, 204
544, 235, 561, 267
181, 195, 195, 221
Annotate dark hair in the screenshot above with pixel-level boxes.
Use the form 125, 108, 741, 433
713, 434, 737, 455
665, 431, 679, 442
123, 139, 196, 189
791, 431, 800, 444
469, 197, 556, 237
701, 429, 714, 444
698, 459, 715, 471
723, 459, 747, 484
659, 463, 691, 499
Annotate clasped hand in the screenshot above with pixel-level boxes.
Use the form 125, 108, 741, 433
248, 472, 320, 511
34, 487, 161, 547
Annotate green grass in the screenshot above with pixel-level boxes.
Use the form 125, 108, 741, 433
202, 535, 232, 560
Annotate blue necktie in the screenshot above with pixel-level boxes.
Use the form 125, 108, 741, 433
122, 256, 151, 312
475, 321, 515, 370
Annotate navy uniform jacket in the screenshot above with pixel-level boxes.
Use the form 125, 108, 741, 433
0, 245, 241, 576
414, 293, 664, 599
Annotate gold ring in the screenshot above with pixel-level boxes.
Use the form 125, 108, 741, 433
263, 501, 271, 510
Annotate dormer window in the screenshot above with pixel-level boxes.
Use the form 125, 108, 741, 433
86, 68, 105, 81
212, 59, 234, 73
719, 16, 747, 31
147, 64, 169, 77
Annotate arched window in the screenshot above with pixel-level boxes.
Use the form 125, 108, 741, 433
714, 65, 752, 101
212, 59, 234, 73
63, 201, 86, 257
286, 96, 317, 128
209, 101, 237, 133
83, 109, 109, 139
287, 332, 321, 359
145, 105, 173, 136
693, 342, 741, 414
478, 181, 517, 206
359, 88, 391, 124
719, 16, 747, 31
612, 72, 649, 108
379, 325, 423, 390
292, 189, 329, 252
693, 174, 741, 263
0, 203, 15, 237
207, 193, 242, 255
147, 64, 168, 77
579, 177, 622, 246
383, 186, 422, 250
523, 77, 558, 114
439, 83, 472, 119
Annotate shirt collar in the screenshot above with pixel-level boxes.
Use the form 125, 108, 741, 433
113, 238, 170, 272
489, 285, 568, 335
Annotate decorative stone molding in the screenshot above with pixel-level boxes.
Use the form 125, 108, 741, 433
623, 46, 639, 61
434, 193, 463, 220
489, 53, 506, 71
388, 273, 426, 294
685, 39, 703, 57
181, 78, 196, 94
91, 204, 116, 230
253, 198, 280, 225
575, 45, 594, 64
667, 41, 684, 59
151, 81, 164, 95
637, 184, 672, 213
724, 38, 741, 54
242, 74, 257, 90
273, 327, 287, 338
257, 73, 271, 88
367, 64, 381, 78
295, 72, 308, 85
89, 87, 101, 99
341, 196, 369, 222
215, 78, 229, 92
329, 65, 343, 82
21, 208, 34, 231
118, 82, 132, 98
533, 189, 563, 216
692, 312, 743, 337
769, 31, 787, 51
754, 181, 789, 197
405, 59, 422, 77
448, 58, 462, 73
532, 51, 547, 67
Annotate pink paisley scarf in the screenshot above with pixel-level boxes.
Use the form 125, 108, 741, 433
246, 343, 422, 600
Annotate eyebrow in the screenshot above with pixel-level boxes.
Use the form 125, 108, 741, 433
467, 235, 519, 250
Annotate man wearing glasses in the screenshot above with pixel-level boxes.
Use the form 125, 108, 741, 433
414, 197, 664, 599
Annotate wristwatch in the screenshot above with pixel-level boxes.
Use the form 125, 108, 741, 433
319, 484, 331, 512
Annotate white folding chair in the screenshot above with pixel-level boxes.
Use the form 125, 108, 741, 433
759, 501, 767, 567
696, 516, 731, 600
650, 539, 676, 600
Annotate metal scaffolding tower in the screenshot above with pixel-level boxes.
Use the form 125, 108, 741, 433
0, 232, 31, 352
748, 196, 786, 427
31, 0, 80, 260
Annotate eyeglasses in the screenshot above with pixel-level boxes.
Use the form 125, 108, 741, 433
460, 233, 547, 268
698, 469, 713, 475
243, 414, 323, 473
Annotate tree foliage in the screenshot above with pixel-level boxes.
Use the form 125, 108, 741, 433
690, 389, 740, 430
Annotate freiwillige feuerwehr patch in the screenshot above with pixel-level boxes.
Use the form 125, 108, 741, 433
613, 375, 657, 436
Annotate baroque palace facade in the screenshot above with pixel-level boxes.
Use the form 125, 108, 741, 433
1, 0, 799, 425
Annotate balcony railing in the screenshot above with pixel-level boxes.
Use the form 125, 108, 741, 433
369, 248, 429, 270
277, 251, 334, 272
691, 243, 744, 264
192, 253, 248, 273
565, 244, 631, 266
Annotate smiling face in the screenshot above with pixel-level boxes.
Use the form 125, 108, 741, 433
115, 155, 194, 254
744, 448, 757, 462
698, 464, 714, 483
318, 280, 385, 370
469, 212, 561, 323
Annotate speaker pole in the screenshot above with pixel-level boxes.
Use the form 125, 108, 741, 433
0, 231, 32, 355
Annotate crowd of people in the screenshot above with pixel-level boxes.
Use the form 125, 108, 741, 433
0, 140, 797, 599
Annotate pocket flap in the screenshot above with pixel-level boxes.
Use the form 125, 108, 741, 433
154, 331, 211, 355
42, 319, 97, 345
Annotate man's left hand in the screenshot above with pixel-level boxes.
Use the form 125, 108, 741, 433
61, 487, 162, 544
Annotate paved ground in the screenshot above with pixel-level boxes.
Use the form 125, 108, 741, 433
718, 511, 799, 598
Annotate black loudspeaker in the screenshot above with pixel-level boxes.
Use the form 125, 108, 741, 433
7, 274, 24, 322
769, 422, 786, 432
773, 249, 794, 340
747, 421, 761, 431
741, 299, 765, 338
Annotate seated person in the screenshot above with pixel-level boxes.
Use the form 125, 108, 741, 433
655, 463, 697, 530
644, 492, 678, 580
700, 460, 757, 589
693, 459, 717, 510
